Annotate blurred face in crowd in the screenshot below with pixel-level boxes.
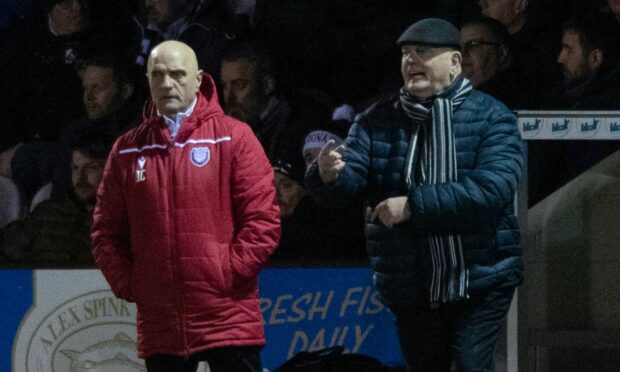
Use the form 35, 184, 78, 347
148, 41, 202, 118
401, 45, 462, 98
274, 172, 306, 217
82, 66, 124, 121
71, 150, 105, 207
609, 0, 620, 16
49, 0, 85, 35
478, 0, 527, 34
303, 148, 321, 170
221, 58, 268, 126
461, 24, 507, 87
145, 0, 193, 26
557, 31, 600, 86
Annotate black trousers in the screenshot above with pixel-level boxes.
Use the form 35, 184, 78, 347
394, 287, 515, 372
145, 346, 262, 372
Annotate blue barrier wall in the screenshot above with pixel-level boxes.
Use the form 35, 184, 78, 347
1, 268, 403, 371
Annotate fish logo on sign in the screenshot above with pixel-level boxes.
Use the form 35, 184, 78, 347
62, 333, 145, 372
135, 157, 146, 182
191, 147, 210, 167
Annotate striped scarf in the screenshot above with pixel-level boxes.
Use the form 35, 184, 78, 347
399, 75, 473, 305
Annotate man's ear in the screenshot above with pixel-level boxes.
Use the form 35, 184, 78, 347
196, 69, 204, 86
121, 83, 134, 102
587, 49, 603, 71
452, 51, 463, 66
262, 75, 276, 96
451, 51, 463, 76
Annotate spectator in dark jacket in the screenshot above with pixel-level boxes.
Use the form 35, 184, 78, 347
271, 122, 366, 261
0, 0, 103, 201
0, 0, 89, 149
1, 55, 140, 202
479, 0, 563, 108
0, 135, 110, 265
460, 16, 537, 109
306, 18, 524, 371
220, 40, 331, 162
52, 56, 140, 197
461, 17, 511, 87
552, 11, 620, 109
132, 0, 238, 85
529, 11, 620, 205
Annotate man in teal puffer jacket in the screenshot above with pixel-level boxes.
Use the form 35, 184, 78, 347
307, 18, 524, 372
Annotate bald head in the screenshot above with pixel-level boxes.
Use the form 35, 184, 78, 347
148, 41, 199, 72
147, 41, 203, 118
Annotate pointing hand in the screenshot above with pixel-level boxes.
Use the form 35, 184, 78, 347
317, 139, 346, 184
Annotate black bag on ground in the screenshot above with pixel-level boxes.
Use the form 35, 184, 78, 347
274, 346, 391, 371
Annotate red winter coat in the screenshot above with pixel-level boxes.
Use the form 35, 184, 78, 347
91, 75, 280, 358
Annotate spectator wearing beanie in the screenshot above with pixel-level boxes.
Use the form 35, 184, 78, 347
273, 154, 308, 218
271, 130, 366, 261
302, 129, 344, 168
302, 103, 354, 167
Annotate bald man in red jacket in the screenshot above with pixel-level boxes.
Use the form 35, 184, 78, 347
92, 40, 280, 372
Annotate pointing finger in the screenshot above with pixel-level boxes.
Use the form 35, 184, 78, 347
318, 139, 337, 159
333, 143, 346, 154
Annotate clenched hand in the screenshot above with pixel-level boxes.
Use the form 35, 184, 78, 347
371, 196, 411, 228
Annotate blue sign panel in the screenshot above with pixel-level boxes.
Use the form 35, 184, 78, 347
0, 268, 403, 371
259, 268, 402, 368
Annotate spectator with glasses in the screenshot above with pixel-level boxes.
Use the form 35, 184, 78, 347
478, 0, 563, 108
461, 17, 509, 87
461, 16, 536, 109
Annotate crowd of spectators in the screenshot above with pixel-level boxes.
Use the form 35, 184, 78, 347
1, 0, 619, 265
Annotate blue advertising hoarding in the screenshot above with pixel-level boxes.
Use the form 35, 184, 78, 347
0, 268, 403, 371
